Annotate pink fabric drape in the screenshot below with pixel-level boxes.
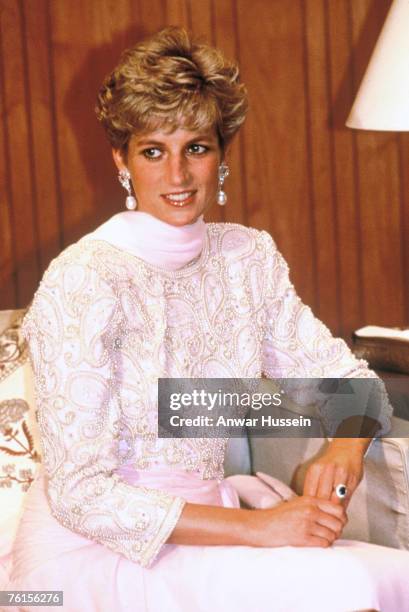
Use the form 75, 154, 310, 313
117, 464, 240, 508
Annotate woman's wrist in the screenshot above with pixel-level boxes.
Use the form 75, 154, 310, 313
329, 415, 380, 456
333, 415, 380, 439
328, 437, 371, 455
168, 502, 263, 547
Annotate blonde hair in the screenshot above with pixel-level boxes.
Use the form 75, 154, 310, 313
95, 26, 248, 152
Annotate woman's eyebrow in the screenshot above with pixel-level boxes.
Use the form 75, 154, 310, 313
185, 133, 216, 142
135, 139, 163, 146
135, 134, 216, 147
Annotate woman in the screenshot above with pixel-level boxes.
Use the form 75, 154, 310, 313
8, 26, 409, 612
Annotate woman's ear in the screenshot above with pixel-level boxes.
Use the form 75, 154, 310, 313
112, 148, 127, 172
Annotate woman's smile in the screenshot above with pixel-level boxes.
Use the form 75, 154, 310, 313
161, 190, 197, 207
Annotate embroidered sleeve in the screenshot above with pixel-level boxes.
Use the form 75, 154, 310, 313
22, 252, 185, 568
259, 231, 392, 436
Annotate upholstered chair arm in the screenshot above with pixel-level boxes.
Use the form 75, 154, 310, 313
248, 416, 409, 550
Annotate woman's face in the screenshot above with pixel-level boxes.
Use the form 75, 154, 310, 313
113, 126, 222, 226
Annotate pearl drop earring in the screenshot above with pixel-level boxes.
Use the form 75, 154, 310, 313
118, 169, 137, 210
217, 163, 229, 206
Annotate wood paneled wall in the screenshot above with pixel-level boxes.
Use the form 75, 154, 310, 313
1, 0, 408, 339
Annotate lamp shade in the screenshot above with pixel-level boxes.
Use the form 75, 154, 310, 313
346, 0, 409, 131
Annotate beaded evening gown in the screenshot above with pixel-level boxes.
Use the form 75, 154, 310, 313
6, 218, 409, 611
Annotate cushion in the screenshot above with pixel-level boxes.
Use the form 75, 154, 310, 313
225, 472, 296, 509
0, 309, 41, 557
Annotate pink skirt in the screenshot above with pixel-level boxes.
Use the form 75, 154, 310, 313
5, 467, 409, 612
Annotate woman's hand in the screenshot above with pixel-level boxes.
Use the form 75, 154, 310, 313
303, 440, 367, 508
251, 496, 347, 548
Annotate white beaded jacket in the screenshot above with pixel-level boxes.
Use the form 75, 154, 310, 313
22, 223, 391, 568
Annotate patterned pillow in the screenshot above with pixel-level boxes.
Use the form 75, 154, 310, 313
0, 309, 42, 555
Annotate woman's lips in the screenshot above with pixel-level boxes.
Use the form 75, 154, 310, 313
161, 190, 196, 207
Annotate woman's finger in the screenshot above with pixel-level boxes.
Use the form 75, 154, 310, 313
316, 462, 335, 500
342, 472, 359, 509
315, 499, 347, 524
310, 523, 337, 544
304, 535, 332, 548
330, 465, 349, 504
315, 510, 344, 536
303, 463, 321, 498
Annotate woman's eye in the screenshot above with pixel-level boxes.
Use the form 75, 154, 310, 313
142, 148, 162, 159
187, 144, 208, 155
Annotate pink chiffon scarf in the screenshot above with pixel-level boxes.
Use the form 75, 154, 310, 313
86, 210, 206, 271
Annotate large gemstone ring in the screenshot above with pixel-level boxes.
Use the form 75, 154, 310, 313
335, 483, 348, 499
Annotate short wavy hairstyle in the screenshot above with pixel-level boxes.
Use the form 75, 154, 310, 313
95, 26, 248, 152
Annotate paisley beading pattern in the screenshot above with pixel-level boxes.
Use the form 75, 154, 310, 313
22, 222, 391, 567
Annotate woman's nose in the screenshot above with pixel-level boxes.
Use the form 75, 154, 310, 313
167, 155, 190, 186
